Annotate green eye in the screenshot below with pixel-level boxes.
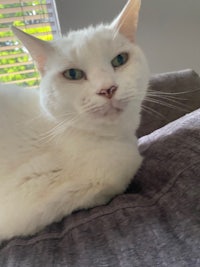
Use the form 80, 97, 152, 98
111, 52, 129, 68
63, 68, 85, 80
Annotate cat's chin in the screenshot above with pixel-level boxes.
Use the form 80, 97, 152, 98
87, 100, 127, 120
91, 108, 123, 119
91, 106, 123, 120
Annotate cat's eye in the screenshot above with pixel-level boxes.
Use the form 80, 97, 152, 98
63, 68, 85, 80
111, 52, 129, 68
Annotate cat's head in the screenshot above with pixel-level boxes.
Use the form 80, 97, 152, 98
12, 0, 149, 136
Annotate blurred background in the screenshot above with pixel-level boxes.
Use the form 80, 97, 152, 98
0, 0, 199, 87
55, 0, 200, 75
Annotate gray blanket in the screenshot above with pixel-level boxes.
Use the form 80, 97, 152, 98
0, 70, 200, 267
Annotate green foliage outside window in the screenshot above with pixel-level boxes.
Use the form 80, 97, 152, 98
0, 0, 53, 87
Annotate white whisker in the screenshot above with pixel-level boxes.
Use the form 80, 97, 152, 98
122, 87, 193, 113
148, 88, 200, 96
144, 96, 190, 113
147, 92, 187, 101
82, 103, 106, 115
141, 104, 166, 120
38, 111, 82, 144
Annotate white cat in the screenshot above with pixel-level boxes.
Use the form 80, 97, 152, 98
0, 0, 149, 241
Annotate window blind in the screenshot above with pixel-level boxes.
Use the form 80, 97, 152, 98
0, 0, 61, 87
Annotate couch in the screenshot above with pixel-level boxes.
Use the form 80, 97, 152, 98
0, 69, 199, 267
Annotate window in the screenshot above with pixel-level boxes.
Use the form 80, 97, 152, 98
0, 0, 61, 87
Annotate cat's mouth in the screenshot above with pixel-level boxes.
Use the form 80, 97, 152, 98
100, 105, 123, 116
89, 100, 126, 119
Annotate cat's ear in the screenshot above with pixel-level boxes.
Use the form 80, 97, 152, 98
111, 0, 141, 42
11, 26, 53, 75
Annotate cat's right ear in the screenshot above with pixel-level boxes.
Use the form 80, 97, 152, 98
11, 26, 54, 75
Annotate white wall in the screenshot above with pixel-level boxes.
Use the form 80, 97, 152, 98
55, 0, 200, 74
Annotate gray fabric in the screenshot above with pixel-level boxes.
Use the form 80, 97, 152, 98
0, 110, 199, 266
0, 70, 200, 267
137, 69, 200, 137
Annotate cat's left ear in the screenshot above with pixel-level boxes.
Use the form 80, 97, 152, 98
111, 0, 141, 42
11, 26, 54, 75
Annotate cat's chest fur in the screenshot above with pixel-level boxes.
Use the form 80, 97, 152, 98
2, 117, 140, 192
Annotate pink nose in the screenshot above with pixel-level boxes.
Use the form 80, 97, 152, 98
97, 85, 118, 99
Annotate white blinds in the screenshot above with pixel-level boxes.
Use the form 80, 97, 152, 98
0, 0, 61, 87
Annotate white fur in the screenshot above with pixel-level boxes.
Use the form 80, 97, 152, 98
0, 5, 149, 241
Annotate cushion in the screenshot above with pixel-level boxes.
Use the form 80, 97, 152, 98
137, 69, 200, 137
0, 71, 200, 267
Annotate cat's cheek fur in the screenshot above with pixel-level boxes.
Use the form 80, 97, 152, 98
39, 73, 75, 120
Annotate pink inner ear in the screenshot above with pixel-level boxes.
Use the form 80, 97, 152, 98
113, 0, 141, 42
11, 26, 52, 76
35, 55, 47, 75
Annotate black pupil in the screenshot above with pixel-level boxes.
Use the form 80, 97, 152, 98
69, 69, 77, 79
117, 54, 124, 65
